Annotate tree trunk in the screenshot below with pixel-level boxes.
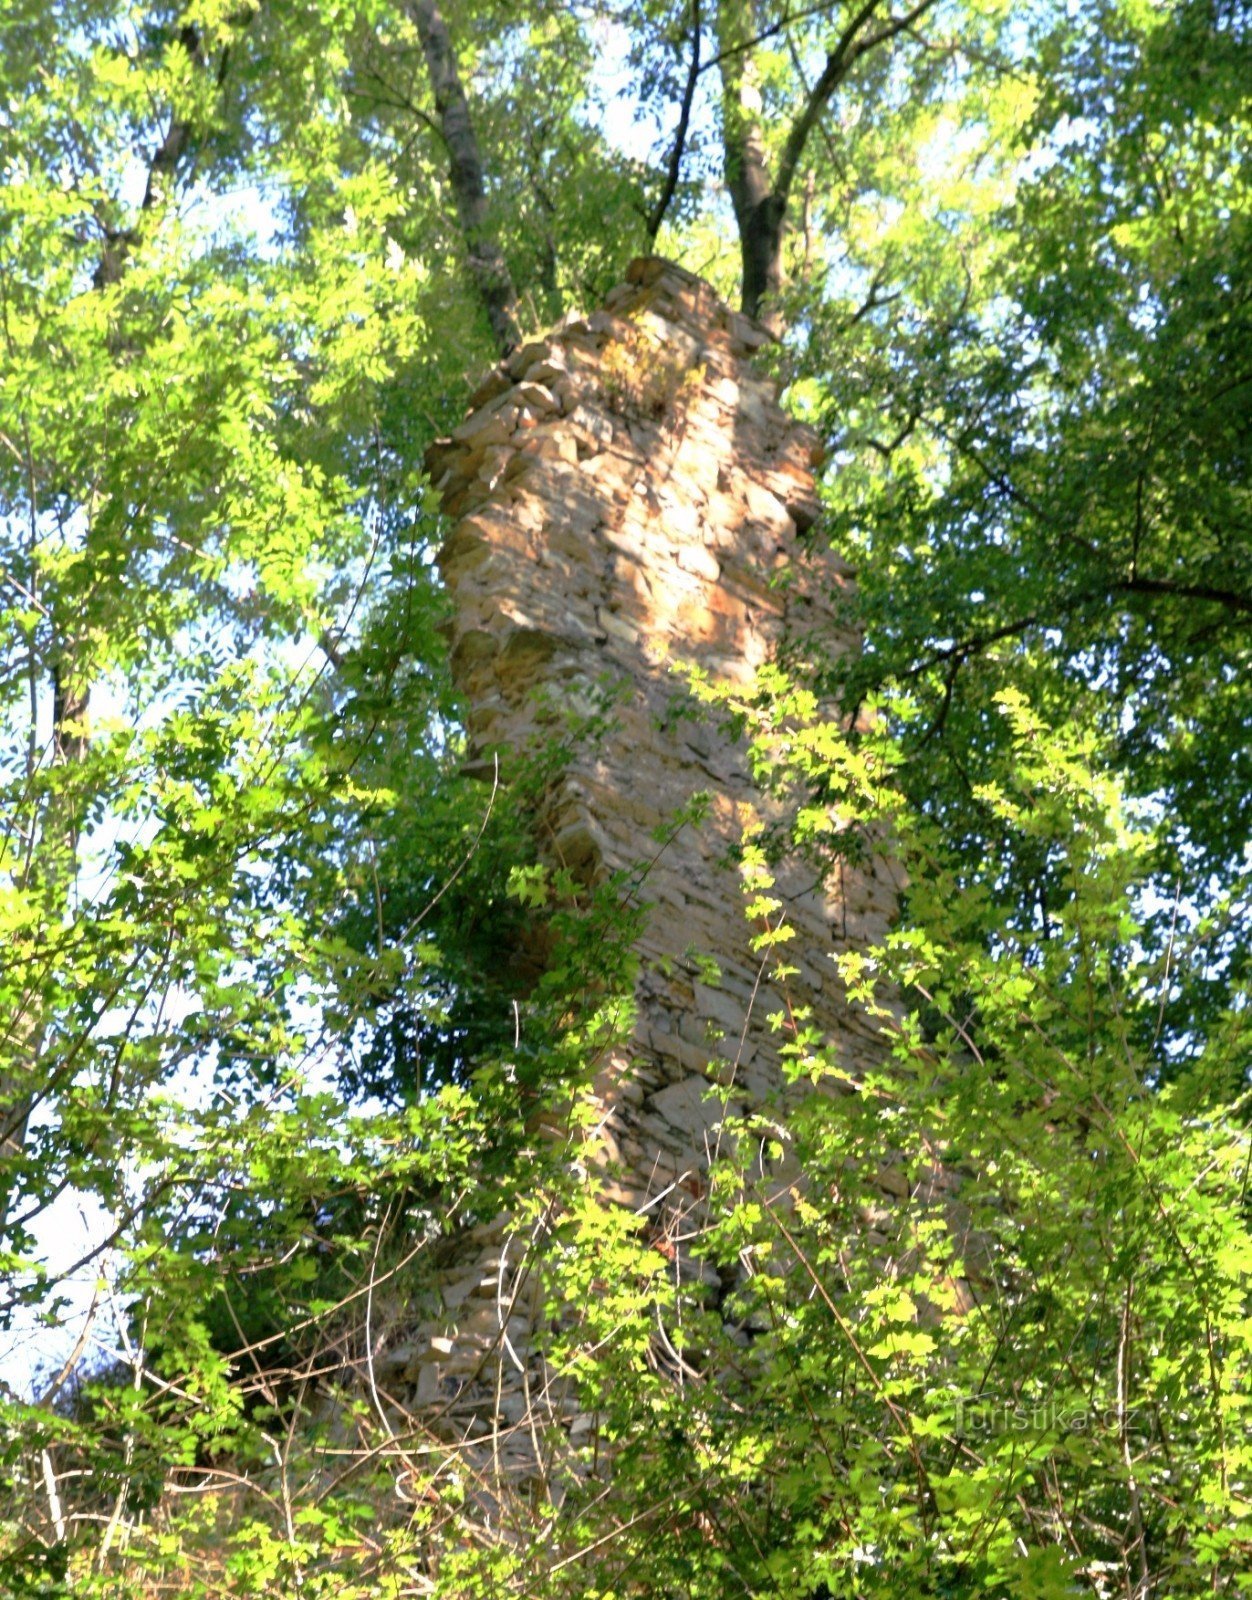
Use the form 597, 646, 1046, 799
717, 9, 785, 334
716, 0, 941, 334
738, 193, 786, 330
406, 0, 521, 357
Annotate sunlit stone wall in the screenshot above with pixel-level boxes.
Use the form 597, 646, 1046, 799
382, 257, 900, 1488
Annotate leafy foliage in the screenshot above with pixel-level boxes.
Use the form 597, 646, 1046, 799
802, 0, 1252, 1054
1, 0, 1249, 1596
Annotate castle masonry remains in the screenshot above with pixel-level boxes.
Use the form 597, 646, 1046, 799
390, 257, 899, 1488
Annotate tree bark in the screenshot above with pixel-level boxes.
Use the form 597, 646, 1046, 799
406, 0, 521, 357
717, 8, 786, 332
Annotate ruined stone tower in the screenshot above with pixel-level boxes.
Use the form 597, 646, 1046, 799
388, 258, 898, 1489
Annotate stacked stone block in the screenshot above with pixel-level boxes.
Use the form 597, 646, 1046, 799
388, 257, 902, 1488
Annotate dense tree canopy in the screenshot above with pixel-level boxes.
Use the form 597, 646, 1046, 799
1, 0, 1249, 1594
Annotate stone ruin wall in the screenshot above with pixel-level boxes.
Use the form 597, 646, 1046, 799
383, 258, 902, 1483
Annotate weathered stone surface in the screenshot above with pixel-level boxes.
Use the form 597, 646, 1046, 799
406, 257, 902, 1495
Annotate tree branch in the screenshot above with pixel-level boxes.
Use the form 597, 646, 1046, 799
774, 0, 882, 207
907, 609, 1046, 676
92, 22, 251, 291
1113, 576, 1252, 616
905, 572, 1251, 690
647, 0, 701, 243
93, 25, 212, 288
698, 0, 847, 77
776, 0, 941, 207
352, 58, 447, 147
